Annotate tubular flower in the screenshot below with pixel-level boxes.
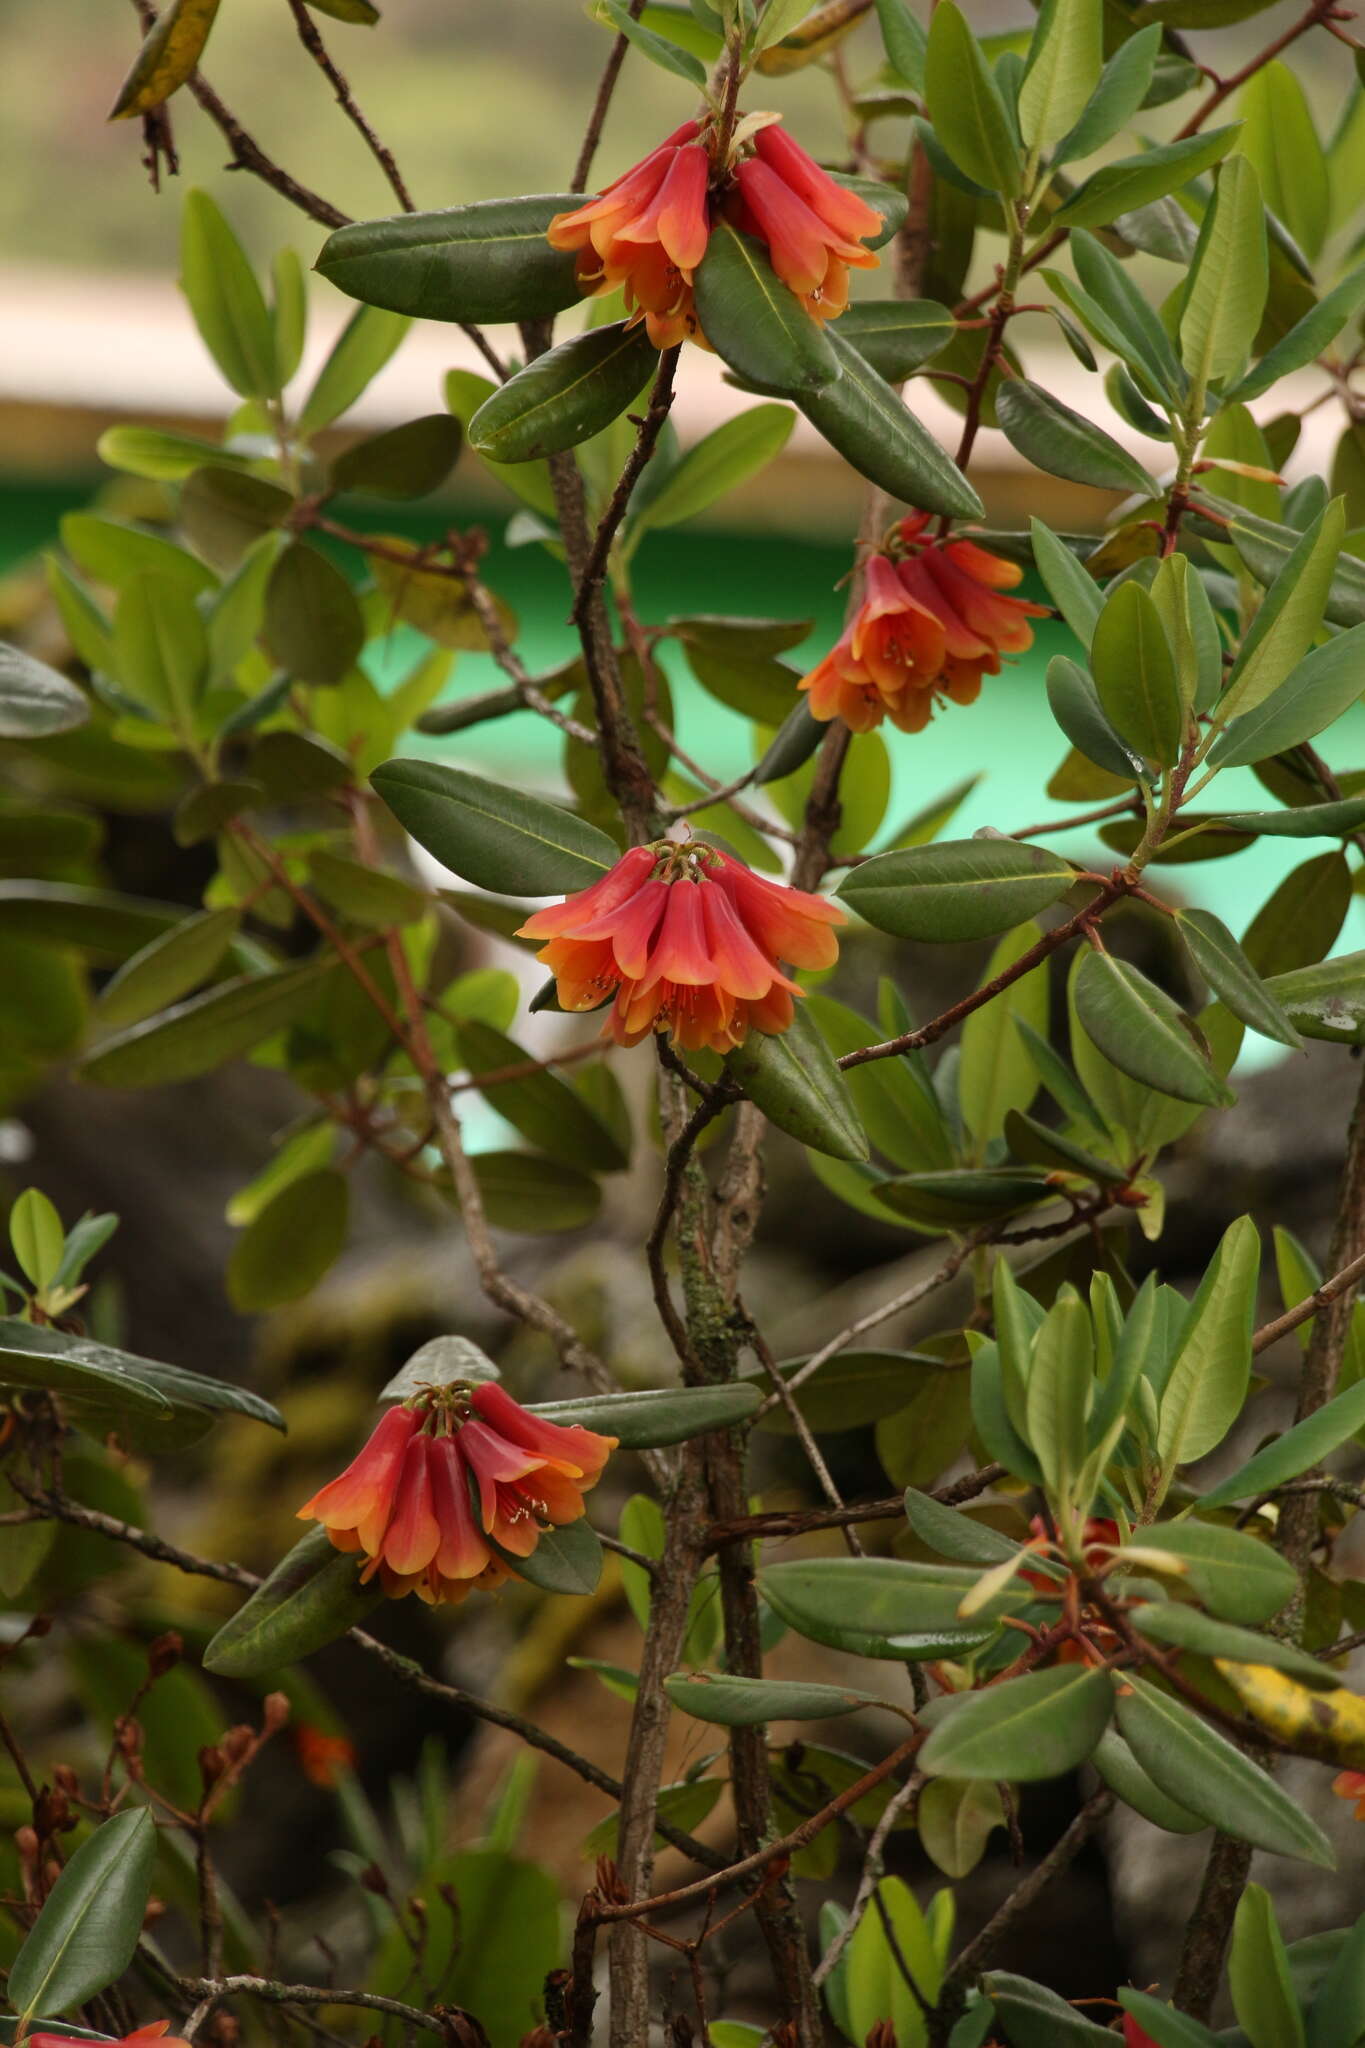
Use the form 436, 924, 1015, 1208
731, 124, 881, 320
293, 1724, 357, 1787
297, 1385, 616, 1607
1123, 2020, 1161, 2048
800, 514, 1049, 734
32, 2029, 190, 2048
517, 839, 844, 1055
548, 115, 883, 348
1333, 1768, 1365, 1820
548, 121, 709, 347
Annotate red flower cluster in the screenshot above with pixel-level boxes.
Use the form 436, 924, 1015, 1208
801, 515, 1049, 735
293, 1723, 357, 1788
33, 2028, 188, 2048
298, 1384, 616, 1606
518, 840, 844, 1055
1333, 1768, 1365, 1820
548, 117, 882, 348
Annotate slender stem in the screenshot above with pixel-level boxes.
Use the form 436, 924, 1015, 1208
570, 348, 680, 630
572, 0, 650, 192
284, 0, 414, 211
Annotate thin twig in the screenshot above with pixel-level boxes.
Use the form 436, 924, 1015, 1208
284, 0, 414, 211
572, 0, 650, 193
570, 349, 681, 630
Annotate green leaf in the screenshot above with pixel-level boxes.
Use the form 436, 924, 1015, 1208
1114, 1675, 1334, 1865
1216, 799, 1365, 838
1225, 260, 1365, 405
987, 1974, 1116, 2045
875, 1167, 1053, 1229
917, 1776, 1006, 1880
873, 0, 927, 89
798, 327, 984, 519
679, 637, 800, 725
7, 1809, 156, 2021
99, 425, 250, 484
725, 1003, 869, 1163
10, 1188, 63, 1292
903, 1489, 1019, 1567
461, 1151, 602, 1235
82, 956, 338, 1087
1091, 1727, 1207, 1834
996, 379, 1154, 496
0, 641, 88, 739
529, 1381, 760, 1448
181, 190, 279, 401
1052, 24, 1161, 166
1218, 501, 1345, 724
0, 1317, 171, 1419
925, 1, 1021, 195
1090, 580, 1183, 768
1241, 854, 1348, 982
1154, 1214, 1259, 1475
109, 0, 222, 117
1130, 1520, 1295, 1626
761, 1555, 1004, 1661
1176, 908, 1301, 1049
750, 1350, 945, 1435
1265, 952, 1365, 1044
113, 573, 208, 734
1073, 952, 1232, 1109
959, 922, 1049, 1156
95, 910, 240, 1030
1018, 0, 1102, 150
1306, 1910, 1365, 2048
1053, 126, 1240, 233
693, 222, 840, 396
61, 512, 217, 598
592, 0, 707, 83
804, 991, 952, 1172
179, 468, 291, 574
1213, 622, 1365, 767
1046, 656, 1145, 780
1198, 1375, 1365, 1510
1180, 154, 1268, 399
1027, 1290, 1095, 1502
203, 1526, 383, 1676
456, 1019, 627, 1172
839, 839, 1073, 943
370, 758, 616, 893
307, 850, 425, 929
1238, 60, 1328, 263
297, 304, 410, 437
835, 299, 955, 382
1130, 1604, 1338, 1687
1150, 552, 1222, 715
331, 414, 462, 499
1058, 232, 1186, 401
227, 1169, 349, 1311
316, 195, 584, 325
469, 321, 655, 463
632, 404, 793, 535
1210, 503, 1365, 629
1117, 1992, 1222, 2048
1030, 520, 1102, 648
265, 543, 364, 686
487, 1515, 603, 1595
664, 1673, 878, 1726
920, 1666, 1113, 1782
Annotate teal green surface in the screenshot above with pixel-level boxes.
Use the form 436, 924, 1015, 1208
5, 477, 1364, 1075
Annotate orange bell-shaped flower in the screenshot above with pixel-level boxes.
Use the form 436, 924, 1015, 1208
518, 840, 843, 1055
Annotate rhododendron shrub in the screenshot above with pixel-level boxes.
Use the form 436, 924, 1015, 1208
8, 3, 1365, 2047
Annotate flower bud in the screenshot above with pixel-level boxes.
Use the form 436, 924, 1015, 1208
146, 1632, 183, 1677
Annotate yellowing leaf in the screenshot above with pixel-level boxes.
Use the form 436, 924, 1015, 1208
109, 0, 221, 119
1215, 1660, 1365, 1767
